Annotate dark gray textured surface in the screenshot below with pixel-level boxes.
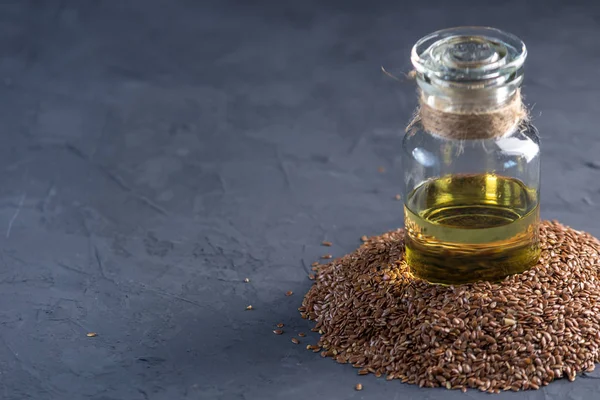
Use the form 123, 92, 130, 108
2, 1, 600, 399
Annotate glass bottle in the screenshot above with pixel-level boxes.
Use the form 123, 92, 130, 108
402, 27, 541, 285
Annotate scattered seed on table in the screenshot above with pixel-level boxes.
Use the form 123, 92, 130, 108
86, 332, 97, 338
322, 241, 332, 247
311, 262, 320, 267
355, 383, 363, 391
298, 332, 306, 337
291, 337, 299, 344
308, 274, 315, 280
273, 330, 283, 335
243, 278, 250, 283
285, 291, 293, 296
394, 194, 402, 200
245, 305, 253, 310
321, 254, 332, 259
301, 221, 600, 392
377, 166, 385, 173
277, 323, 284, 328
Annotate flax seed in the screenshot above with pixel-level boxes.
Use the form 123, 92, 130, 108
300, 221, 600, 392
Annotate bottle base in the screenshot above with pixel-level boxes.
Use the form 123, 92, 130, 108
405, 239, 541, 285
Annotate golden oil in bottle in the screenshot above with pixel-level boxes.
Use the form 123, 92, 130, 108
404, 173, 540, 284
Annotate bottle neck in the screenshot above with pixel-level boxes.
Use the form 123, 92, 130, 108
415, 78, 526, 140
417, 79, 521, 113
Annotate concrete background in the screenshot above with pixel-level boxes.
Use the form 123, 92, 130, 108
2, 0, 600, 399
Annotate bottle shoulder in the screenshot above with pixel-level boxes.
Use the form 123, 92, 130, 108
403, 122, 540, 153
402, 122, 540, 170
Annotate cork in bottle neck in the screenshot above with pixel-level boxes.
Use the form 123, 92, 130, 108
410, 27, 528, 139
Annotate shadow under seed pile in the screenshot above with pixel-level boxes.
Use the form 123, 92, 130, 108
301, 221, 600, 393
